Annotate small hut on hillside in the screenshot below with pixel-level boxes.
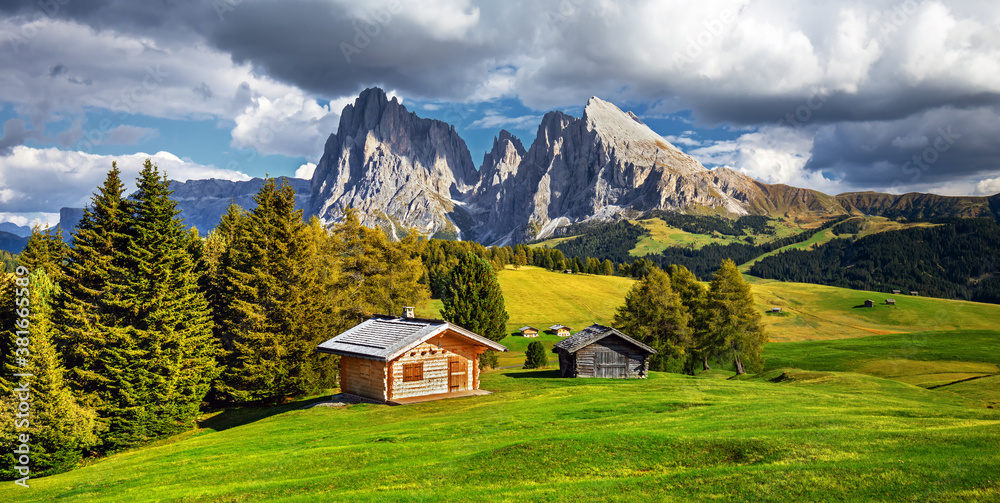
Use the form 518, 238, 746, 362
519, 326, 539, 337
549, 324, 572, 337
863, 299, 875, 307
317, 312, 507, 404
552, 324, 656, 379
885, 299, 896, 305
910, 291, 919, 296
892, 289, 901, 294
771, 307, 782, 313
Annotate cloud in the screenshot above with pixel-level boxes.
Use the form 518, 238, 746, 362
295, 162, 317, 180
106, 125, 158, 145
468, 111, 541, 131
974, 176, 1000, 196
231, 92, 348, 159
0, 146, 249, 213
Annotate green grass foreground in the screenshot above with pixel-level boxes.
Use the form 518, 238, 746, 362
5, 365, 999, 502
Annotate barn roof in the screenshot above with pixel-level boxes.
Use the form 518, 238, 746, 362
519, 326, 538, 331
549, 324, 570, 330
551, 324, 656, 355
317, 315, 507, 361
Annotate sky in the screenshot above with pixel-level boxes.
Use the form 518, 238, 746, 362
1, 0, 999, 227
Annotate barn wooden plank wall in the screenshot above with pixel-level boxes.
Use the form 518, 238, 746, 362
389, 331, 479, 400
340, 357, 388, 401
573, 335, 649, 379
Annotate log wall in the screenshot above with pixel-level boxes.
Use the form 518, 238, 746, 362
389, 331, 479, 400
340, 356, 388, 401
572, 335, 649, 379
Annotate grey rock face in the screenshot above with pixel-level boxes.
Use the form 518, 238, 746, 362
473, 97, 758, 244
310, 87, 479, 238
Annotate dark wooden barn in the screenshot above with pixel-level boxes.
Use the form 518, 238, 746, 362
551, 324, 656, 379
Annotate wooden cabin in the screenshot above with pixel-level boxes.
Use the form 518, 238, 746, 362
892, 289, 901, 294
910, 291, 919, 296
885, 299, 896, 305
863, 299, 875, 307
549, 324, 572, 337
770, 307, 782, 313
519, 326, 539, 337
552, 324, 656, 379
317, 314, 507, 404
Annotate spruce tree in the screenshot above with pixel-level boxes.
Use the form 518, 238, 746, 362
612, 269, 689, 371
440, 251, 509, 369
523, 341, 548, 369
213, 179, 339, 403
706, 259, 768, 374
0, 270, 99, 478
55, 163, 130, 410
96, 160, 219, 448
19, 224, 68, 283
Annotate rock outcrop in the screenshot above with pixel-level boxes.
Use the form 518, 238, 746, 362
309, 87, 479, 238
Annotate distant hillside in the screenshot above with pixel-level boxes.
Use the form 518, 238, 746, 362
0, 230, 29, 253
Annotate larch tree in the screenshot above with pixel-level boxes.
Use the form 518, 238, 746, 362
666, 264, 712, 374
0, 269, 100, 478
440, 251, 509, 369
706, 259, 768, 374
612, 269, 689, 371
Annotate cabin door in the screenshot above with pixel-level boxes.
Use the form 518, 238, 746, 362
594, 350, 629, 378
448, 357, 466, 392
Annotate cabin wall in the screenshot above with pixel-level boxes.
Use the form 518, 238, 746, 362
556, 350, 575, 378
340, 356, 388, 401
573, 335, 649, 379
390, 332, 479, 400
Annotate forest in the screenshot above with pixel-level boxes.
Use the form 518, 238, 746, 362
749, 218, 1000, 304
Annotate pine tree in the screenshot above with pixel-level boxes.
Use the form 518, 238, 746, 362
523, 341, 548, 369
612, 269, 689, 371
440, 251, 509, 369
0, 270, 99, 478
706, 259, 768, 374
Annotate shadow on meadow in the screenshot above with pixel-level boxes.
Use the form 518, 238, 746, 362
501, 369, 562, 379
199, 395, 331, 432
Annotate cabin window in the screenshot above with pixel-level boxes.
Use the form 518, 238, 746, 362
403, 363, 424, 382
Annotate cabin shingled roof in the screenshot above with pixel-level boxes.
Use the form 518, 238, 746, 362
317, 315, 507, 361
552, 324, 657, 355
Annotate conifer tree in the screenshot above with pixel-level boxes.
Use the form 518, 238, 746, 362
440, 251, 509, 369
55, 163, 130, 408
0, 270, 99, 478
612, 269, 689, 371
94, 160, 219, 448
706, 259, 767, 374
667, 264, 712, 374
213, 179, 340, 403
601, 259, 615, 276
523, 341, 548, 369
19, 224, 68, 283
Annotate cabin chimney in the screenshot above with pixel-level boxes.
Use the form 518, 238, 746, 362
403, 306, 414, 318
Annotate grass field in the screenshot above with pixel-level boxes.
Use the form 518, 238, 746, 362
6, 367, 998, 502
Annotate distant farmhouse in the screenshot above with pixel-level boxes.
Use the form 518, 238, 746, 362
770, 307, 782, 313
892, 289, 901, 294
317, 311, 507, 404
552, 324, 656, 379
519, 326, 539, 337
864, 299, 875, 307
885, 299, 896, 305
549, 324, 572, 337
910, 291, 919, 296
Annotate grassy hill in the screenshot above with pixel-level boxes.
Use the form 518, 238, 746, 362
6, 366, 998, 502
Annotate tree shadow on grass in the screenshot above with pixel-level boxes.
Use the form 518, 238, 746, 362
199, 395, 331, 432
502, 369, 562, 379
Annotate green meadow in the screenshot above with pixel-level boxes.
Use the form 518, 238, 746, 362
7, 266, 1000, 501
